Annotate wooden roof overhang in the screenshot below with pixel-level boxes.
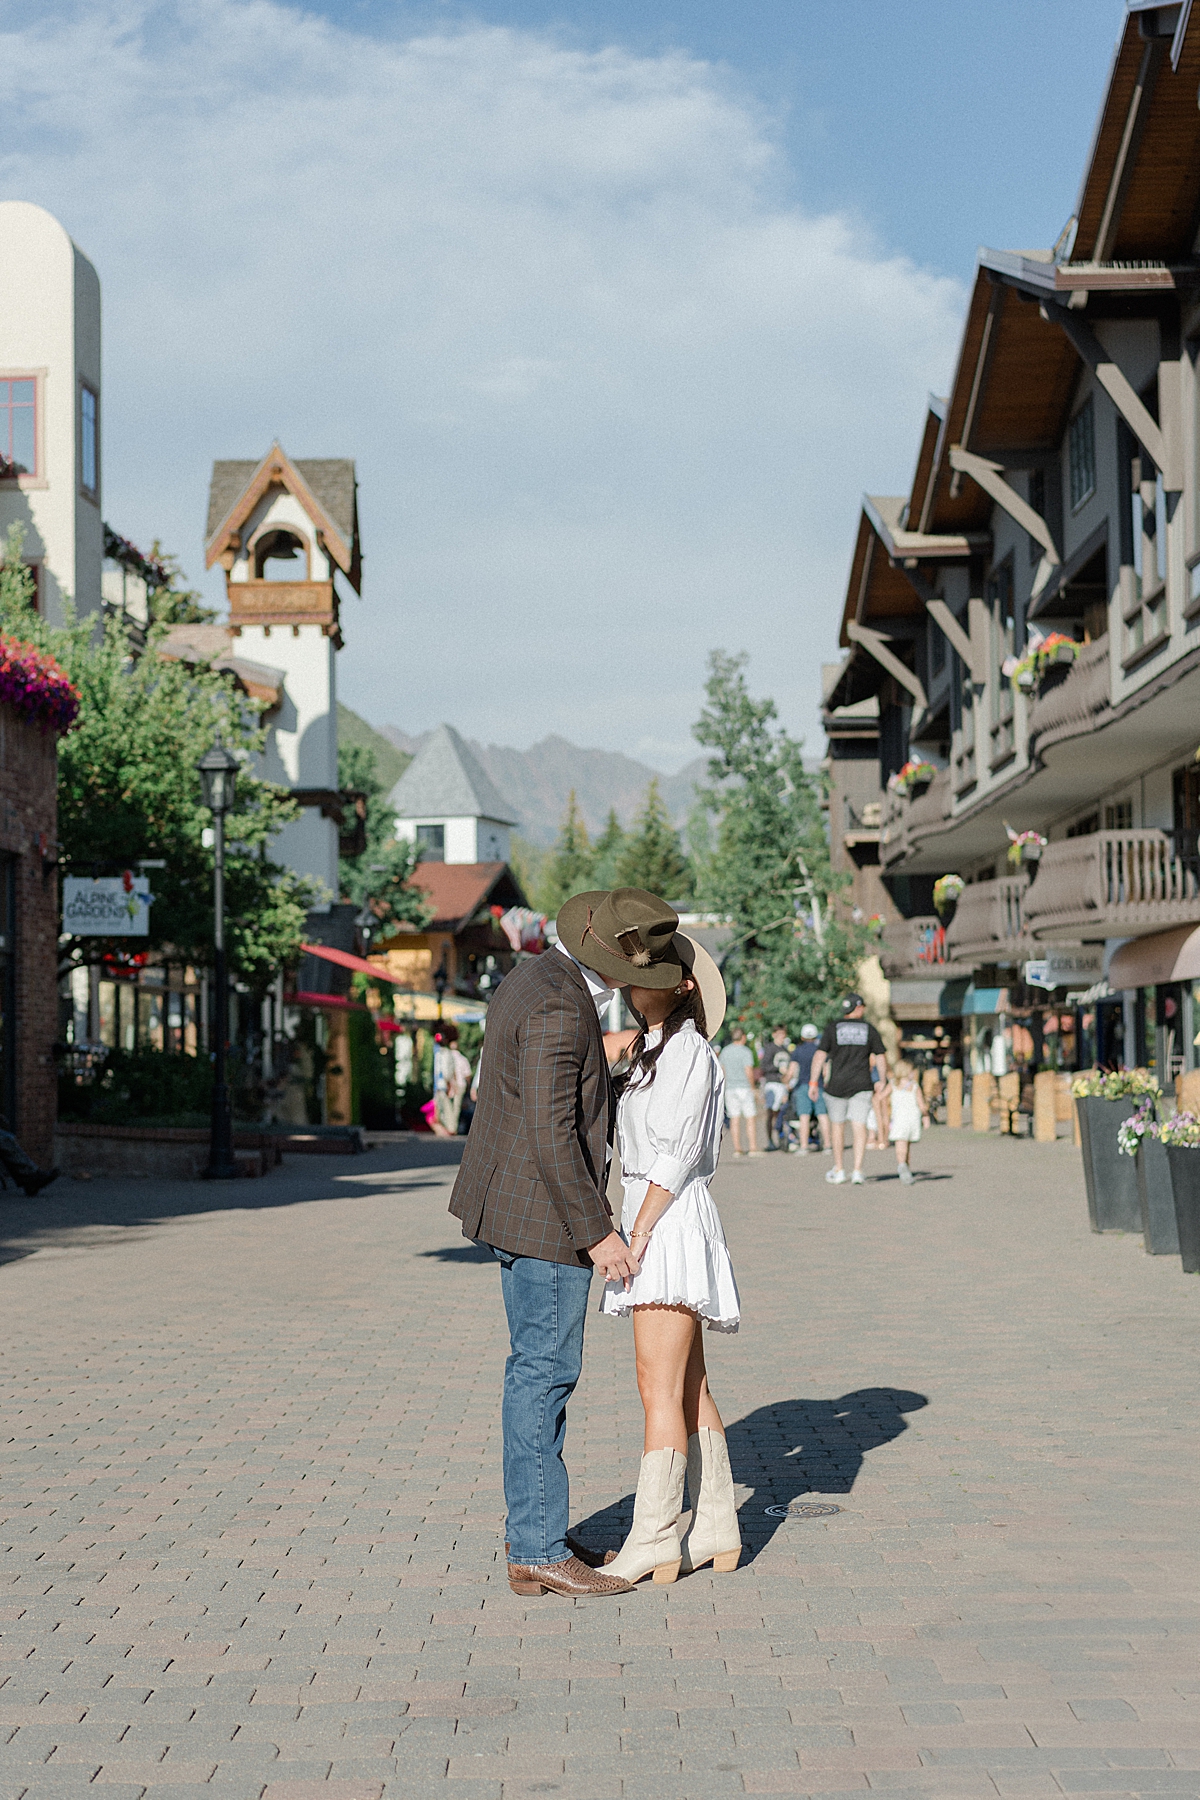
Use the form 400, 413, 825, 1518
204, 443, 362, 592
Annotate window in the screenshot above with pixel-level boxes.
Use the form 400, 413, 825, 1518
415, 823, 445, 861
988, 561, 1015, 767
80, 384, 98, 497
0, 377, 36, 477
1105, 801, 1132, 831
1028, 468, 1046, 565
1068, 395, 1096, 510
1067, 813, 1100, 838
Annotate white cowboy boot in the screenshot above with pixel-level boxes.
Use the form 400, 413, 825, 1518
679, 1427, 741, 1574
606, 1447, 687, 1585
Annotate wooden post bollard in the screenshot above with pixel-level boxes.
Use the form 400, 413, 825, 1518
972, 1070, 995, 1132
946, 1068, 963, 1128
998, 1071, 1020, 1133
1034, 1069, 1057, 1142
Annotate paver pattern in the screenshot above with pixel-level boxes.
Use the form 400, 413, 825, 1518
0, 1126, 1198, 1800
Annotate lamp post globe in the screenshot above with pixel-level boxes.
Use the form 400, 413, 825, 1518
196, 739, 240, 1180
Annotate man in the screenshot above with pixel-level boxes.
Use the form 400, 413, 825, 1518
808, 994, 887, 1186
718, 1025, 758, 1155
758, 1025, 795, 1151
791, 1023, 829, 1154
450, 886, 684, 1599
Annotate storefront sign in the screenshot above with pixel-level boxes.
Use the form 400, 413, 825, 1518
63, 874, 153, 937
1024, 947, 1103, 991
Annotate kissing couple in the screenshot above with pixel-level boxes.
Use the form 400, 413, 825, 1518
449, 887, 742, 1597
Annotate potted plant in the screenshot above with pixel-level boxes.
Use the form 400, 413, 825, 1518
1117, 1098, 1179, 1256
1007, 632, 1081, 696
1159, 1112, 1200, 1274
933, 873, 964, 924
1005, 825, 1047, 870
1072, 1069, 1160, 1234
887, 758, 937, 799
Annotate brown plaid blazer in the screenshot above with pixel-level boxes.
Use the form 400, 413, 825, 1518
449, 949, 614, 1266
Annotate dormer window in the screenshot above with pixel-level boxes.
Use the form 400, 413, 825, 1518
255, 528, 308, 581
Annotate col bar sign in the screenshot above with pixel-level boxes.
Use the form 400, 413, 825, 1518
1023, 946, 1104, 992
63, 874, 153, 937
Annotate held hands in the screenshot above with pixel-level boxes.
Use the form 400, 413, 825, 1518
588, 1230, 640, 1290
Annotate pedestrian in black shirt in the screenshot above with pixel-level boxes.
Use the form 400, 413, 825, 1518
808, 994, 887, 1186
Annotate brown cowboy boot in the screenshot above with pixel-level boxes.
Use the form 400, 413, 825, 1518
506, 1553, 633, 1597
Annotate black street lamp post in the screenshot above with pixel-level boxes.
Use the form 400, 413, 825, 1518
196, 740, 240, 1181
433, 956, 448, 1021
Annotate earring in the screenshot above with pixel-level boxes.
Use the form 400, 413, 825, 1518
674, 986, 683, 994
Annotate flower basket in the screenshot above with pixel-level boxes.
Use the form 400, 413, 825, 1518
1008, 633, 1081, 696
933, 874, 964, 921
887, 759, 937, 798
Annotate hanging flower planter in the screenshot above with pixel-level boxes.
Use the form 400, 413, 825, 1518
886, 759, 937, 798
1004, 825, 1047, 870
932, 873, 964, 921
0, 635, 79, 735
1008, 633, 1081, 695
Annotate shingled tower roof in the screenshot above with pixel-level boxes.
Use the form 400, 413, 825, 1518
388, 724, 518, 826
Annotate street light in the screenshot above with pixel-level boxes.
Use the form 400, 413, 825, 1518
196, 739, 240, 1180
433, 956, 448, 1021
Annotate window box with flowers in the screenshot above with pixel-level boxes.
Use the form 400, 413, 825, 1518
1071, 1068, 1159, 1234
1006, 632, 1081, 696
886, 759, 937, 798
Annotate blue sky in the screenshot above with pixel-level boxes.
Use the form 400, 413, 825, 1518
2, 1, 1124, 770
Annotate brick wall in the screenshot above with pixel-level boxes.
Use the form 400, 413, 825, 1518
0, 703, 59, 1165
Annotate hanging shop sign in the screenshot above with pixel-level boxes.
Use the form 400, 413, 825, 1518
62, 873, 153, 937
1023, 946, 1104, 992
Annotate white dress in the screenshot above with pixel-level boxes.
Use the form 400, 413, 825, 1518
889, 1081, 923, 1143
600, 1020, 741, 1333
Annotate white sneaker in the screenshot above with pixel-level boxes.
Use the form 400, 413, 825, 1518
850, 1168, 865, 1185
825, 1167, 846, 1184
898, 1163, 914, 1184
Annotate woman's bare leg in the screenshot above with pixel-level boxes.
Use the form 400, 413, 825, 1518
633, 1305, 703, 1453
682, 1319, 725, 1438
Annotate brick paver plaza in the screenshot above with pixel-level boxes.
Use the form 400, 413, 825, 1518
1, 1127, 1198, 1800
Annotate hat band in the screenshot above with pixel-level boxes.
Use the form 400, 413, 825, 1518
580, 906, 657, 970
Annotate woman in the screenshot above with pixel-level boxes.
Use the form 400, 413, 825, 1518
597, 935, 741, 1585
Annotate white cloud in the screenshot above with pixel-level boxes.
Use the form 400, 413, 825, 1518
1, 1, 964, 767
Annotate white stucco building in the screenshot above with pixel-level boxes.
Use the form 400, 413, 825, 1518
204, 445, 362, 905
390, 725, 518, 865
0, 202, 102, 622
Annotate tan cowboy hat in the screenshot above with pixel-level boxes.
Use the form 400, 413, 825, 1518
675, 930, 726, 1040
556, 888, 683, 991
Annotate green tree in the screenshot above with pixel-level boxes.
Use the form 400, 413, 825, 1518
693, 650, 866, 1037
337, 740, 431, 938
537, 790, 594, 914
102, 526, 216, 624
0, 523, 316, 988
591, 807, 626, 887
614, 779, 692, 903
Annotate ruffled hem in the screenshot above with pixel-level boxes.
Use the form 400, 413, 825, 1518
599, 1226, 740, 1333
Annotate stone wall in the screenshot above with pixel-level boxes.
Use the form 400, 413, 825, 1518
0, 702, 59, 1165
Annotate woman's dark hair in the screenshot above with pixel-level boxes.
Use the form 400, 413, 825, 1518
617, 983, 708, 1092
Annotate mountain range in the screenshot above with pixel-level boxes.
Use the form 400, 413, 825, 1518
338, 706, 708, 848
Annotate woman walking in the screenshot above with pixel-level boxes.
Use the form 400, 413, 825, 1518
597, 935, 741, 1585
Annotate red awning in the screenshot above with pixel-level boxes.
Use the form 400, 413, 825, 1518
301, 941, 407, 985
287, 990, 371, 1012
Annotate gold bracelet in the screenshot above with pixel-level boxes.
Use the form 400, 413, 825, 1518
629, 1230, 653, 1239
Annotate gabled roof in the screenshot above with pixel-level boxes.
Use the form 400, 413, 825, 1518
388, 724, 518, 825
205, 443, 361, 593
408, 861, 528, 932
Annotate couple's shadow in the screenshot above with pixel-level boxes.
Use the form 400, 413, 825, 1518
574, 1388, 927, 1563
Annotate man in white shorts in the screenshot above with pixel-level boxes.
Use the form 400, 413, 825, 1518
808, 994, 888, 1186
718, 1025, 759, 1155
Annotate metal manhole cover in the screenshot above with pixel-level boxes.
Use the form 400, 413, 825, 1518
764, 1501, 843, 1518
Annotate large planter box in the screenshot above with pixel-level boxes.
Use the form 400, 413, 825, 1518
1165, 1145, 1200, 1274
1076, 1096, 1142, 1233
1137, 1135, 1180, 1255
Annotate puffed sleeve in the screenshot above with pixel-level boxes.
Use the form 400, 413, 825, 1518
642, 1030, 716, 1195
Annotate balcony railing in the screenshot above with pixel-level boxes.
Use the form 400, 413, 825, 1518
880, 915, 971, 981
880, 766, 952, 869
1025, 635, 1111, 749
1024, 830, 1200, 941
944, 874, 1033, 966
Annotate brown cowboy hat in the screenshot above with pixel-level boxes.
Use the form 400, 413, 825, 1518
556, 888, 683, 990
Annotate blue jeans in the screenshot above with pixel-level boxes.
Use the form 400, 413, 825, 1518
488, 1245, 593, 1566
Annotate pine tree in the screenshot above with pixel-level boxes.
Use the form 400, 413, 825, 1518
693, 650, 866, 1036
591, 808, 626, 887
538, 791, 594, 913
614, 779, 692, 903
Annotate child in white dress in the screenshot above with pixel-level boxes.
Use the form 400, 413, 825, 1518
887, 1060, 929, 1184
